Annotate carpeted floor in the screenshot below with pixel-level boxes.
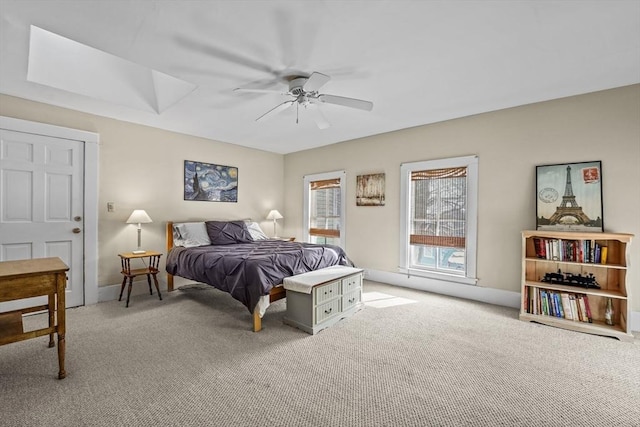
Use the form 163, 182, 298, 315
1, 281, 638, 426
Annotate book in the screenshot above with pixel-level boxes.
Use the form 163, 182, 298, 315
548, 291, 556, 317
582, 294, 593, 323
554, 292, 564, 318
601, 246, 608, 264
541, 290, 549, 316
533, 238, 543, 258
531, 288, 536, 314
561, 293, 573, 320
569, 295, 580, 322
594, 244, 601, 264
548, 291, 556, 316
537, 288, 542, 315
573, 295, 581, 321
577, 295, 589, 323
551, 239, 560, 260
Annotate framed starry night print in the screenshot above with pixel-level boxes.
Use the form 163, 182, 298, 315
184, 160, 238, 202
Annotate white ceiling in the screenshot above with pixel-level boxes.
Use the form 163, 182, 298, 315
1, 1, 639, 154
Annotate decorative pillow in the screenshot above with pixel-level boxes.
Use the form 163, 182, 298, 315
205, 220, 253, 245
173, 222, 212, 248
245, 221, 269, 240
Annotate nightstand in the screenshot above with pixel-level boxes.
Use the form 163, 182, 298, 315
118, 251, 162, 307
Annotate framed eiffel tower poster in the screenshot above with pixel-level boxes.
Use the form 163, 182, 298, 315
536, 161, 603, 232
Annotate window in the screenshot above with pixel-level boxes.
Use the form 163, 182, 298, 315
399, 156, 478, 284
303, 171, 346, 248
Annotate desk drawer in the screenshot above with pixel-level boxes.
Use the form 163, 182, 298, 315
313, 280, 340, 305
0, 312, 24, 341
0, 275, 57, 302
314, 298, 341, 325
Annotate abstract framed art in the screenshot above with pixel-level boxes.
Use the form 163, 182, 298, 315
356, 173, 385, 206
535, 160, 603, 232
184, 160, 238, 202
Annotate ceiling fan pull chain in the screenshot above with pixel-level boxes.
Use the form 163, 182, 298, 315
296, 102, 299, 124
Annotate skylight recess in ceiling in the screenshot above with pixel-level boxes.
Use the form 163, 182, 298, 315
27, 25, 196, 114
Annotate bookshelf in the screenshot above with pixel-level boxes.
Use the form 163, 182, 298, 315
520, 230, 634, 341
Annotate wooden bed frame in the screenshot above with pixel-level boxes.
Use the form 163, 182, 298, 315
165, 221, 286, 332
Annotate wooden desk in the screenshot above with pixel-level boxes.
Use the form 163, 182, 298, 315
118, 251, 162, 307
0, 257, 69, 379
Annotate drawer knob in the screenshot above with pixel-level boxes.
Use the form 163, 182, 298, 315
349, 298, 355, 303
324, 308, 332, 314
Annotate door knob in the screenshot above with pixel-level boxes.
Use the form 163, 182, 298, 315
72, 228, 81, 234
74, 216, 82, 222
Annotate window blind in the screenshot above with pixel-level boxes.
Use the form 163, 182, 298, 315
310, 178, 341, 190
309, 178, 341, 238
410, 166, 467, 249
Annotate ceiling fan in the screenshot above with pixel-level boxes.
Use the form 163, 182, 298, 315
234, 72, 373, 129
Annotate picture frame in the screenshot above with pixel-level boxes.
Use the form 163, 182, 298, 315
184, 160, 238, 202
535, 160, 603, 232
356, 173, 385, 206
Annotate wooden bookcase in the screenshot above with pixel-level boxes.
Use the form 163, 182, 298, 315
520, 230, 634, 341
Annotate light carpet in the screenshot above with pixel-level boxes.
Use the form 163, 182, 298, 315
1, 281, 638, 427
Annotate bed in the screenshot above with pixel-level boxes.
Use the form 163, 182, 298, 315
165, 220, 351, 331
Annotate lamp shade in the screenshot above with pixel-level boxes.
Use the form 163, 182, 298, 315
266, 209, 283, 220
126, 209, 153, 224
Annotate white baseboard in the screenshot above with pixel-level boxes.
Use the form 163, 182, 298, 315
98, 278, 168, 303
364, 269, 639, 332
632, 311, 640, 333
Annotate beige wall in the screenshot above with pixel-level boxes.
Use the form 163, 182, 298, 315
283, 85, 640, 311
2, 86, 638, 310
0, 95, 284, 287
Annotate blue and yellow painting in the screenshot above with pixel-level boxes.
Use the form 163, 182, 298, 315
184, 160, 238, 202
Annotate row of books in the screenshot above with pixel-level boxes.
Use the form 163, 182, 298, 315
524, 287, 593, 323
532, 237, 608, 264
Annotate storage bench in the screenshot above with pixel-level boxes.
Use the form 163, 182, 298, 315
283, 265, 364, 335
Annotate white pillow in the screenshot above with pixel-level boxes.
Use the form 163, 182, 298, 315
173, 222, 212, 247
246, 221, 269, 240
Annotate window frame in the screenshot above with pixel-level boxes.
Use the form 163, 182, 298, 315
303, 170, 346, 248
399, 155, 478, 285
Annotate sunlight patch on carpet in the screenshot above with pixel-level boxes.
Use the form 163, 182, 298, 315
363, 292, 417, 308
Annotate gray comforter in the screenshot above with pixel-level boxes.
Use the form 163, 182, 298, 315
166, 240, 351, 313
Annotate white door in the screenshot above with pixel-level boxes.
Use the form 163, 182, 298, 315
0, 129, 84, 309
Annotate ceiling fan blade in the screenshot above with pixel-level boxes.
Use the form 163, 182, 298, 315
174, 35, 278, 76
306, 104, 330, 130
234, 88, 288, 95
256, 100, 295, 122
318, 94, 373, 111
304, 72, 330, 92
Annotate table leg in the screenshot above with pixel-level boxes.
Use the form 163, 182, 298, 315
152, 273, 162, 300
146, 274, 153, 295
118, 275, 127, 301
57, 333, 66, 379
48, 294, 55, 348
126, 277, 134, 308
56, 275, 67, 380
